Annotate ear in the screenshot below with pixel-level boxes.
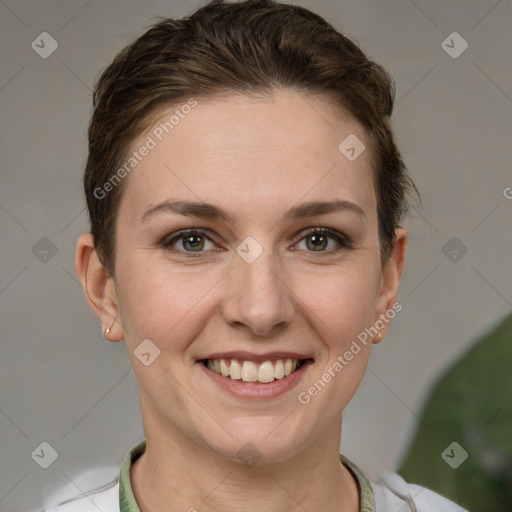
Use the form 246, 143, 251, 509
74, 232, 123, 342
373, 227, 407, 343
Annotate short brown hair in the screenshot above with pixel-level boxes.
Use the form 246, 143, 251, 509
84, 0, 417, 277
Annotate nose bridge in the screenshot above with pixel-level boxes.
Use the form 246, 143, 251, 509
223, 239, 295, 336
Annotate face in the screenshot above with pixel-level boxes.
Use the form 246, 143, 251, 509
88, 89, 405, 463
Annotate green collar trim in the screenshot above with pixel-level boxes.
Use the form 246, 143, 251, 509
340, 453, 376, 512
120, 440, 375, 511
119, 440, 146, 511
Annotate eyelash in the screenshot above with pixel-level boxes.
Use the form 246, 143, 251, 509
160, 228, 352, 258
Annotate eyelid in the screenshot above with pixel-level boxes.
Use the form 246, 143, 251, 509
159, 228, 218, 254
297, 227, 352, 247
160, 227, 352, 256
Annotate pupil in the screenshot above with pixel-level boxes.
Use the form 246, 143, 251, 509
184, 235, 203, 251
308, 234, 326, 251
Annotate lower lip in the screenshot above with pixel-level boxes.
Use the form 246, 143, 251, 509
198, 361, 313, 399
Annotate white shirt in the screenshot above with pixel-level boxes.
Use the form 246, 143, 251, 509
41, 442, 468, 512
42, 473, 468, 512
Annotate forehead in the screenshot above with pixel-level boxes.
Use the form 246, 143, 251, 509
118, 89, 376, 225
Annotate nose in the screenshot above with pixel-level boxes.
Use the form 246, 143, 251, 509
220, 246, 295, 338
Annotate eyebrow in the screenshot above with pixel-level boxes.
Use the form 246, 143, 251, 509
140, 199, 367, 224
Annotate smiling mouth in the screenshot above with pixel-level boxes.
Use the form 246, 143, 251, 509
202, 358, 313, 384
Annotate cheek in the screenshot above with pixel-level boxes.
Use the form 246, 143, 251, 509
292, 265, 379, 417
295, 261, 381, 346
115, 254, 225, 353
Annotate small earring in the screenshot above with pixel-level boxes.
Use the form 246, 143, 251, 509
105, 319, 115, 336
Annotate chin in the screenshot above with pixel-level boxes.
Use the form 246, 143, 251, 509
200, 418, 312, 467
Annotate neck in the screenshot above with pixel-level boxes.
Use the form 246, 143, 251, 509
130, 413, 360, 512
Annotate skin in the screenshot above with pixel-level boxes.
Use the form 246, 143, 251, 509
75, 88, 407, 512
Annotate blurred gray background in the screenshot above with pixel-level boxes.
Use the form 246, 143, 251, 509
1, 0, 511, 510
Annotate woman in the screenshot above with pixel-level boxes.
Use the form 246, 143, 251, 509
49, 0, 467, 510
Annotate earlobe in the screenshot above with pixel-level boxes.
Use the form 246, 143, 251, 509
74, 232, 123, 342
373, 227, 408, 344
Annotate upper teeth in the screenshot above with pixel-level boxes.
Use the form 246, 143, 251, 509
206, 358, 299, 383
